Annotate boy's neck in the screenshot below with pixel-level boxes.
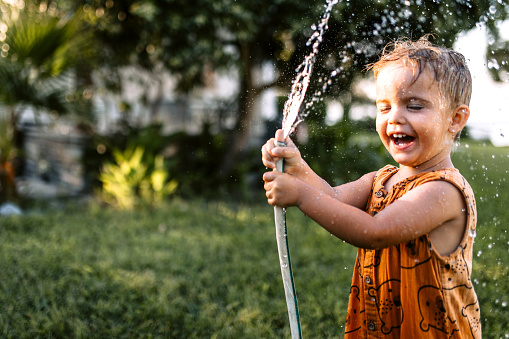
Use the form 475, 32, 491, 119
386, 156, 454, 191
402, 156, 454, 175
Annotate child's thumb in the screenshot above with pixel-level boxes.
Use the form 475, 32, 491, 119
263, 171, 275, 182
275, 129, 285, 143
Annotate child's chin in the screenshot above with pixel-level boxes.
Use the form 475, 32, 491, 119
391, 155, 418, 167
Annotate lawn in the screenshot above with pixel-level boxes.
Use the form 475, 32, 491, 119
0, 142, 508, 338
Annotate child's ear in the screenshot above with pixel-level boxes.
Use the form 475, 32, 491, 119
449, 105, 470, 135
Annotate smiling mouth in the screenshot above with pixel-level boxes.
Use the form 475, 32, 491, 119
391, 134, 415, 147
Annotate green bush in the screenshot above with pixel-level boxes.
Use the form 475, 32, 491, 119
86, 123, 258, 202
99, 146, 177, 209
84, 123, 172, 190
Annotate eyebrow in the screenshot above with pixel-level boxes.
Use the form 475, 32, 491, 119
406, 96, 432, 104
376, 96, 431, 105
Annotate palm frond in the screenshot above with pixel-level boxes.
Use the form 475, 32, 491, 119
5, 10, 94, 79
0, 9, 93, 114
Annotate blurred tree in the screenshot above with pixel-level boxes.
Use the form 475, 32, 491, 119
78, 1, 507, 169
43, 0, 509, 176
0, 10, 90, 129
60, 0, 319, 175
287, 0, 509, 119
487, 40, 509, 82
0, 2, 94, 201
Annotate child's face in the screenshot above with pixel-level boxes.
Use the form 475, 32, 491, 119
375, 61, 454, 169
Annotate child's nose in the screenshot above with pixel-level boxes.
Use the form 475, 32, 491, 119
388, 106, 405, 124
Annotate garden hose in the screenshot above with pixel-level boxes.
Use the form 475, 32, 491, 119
273, 140, 302, 339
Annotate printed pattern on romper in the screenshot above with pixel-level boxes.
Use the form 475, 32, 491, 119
344, 165, 480, 338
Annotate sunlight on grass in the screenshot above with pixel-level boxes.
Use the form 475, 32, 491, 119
0, 144, 508, 337
111, 269, 157, 290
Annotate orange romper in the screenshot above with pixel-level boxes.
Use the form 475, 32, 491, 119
345, 165, 481, 338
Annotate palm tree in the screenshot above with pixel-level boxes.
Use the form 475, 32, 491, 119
0, 7, 92, 202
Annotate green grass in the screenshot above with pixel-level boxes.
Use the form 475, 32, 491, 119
453, 142, 509, 336
0, 200, 356, 338
0, 141, 508, 338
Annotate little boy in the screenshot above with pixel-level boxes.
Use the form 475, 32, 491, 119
262, 36, 480, 338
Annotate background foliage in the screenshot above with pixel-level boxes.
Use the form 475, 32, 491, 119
0, 0, 507, 202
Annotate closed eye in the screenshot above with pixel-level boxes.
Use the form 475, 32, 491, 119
377, 106, 391, 113
408, 105, 424, 111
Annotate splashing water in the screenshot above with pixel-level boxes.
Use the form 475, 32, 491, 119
278, 0, 508, 138
281, 0, 339, 138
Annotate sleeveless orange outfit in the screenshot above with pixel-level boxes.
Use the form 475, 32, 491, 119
345, 165, 481, 338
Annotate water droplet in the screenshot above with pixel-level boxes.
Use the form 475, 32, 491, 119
282, 263, 288, 268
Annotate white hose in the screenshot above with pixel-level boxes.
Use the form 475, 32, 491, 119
273, 140, 302, 338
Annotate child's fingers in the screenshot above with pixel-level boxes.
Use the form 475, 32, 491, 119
264, 172, 282, 206
284, 136, 296, 148
272, 144, 298, 159
274, 128, 298, 148
263, 171, 276, 182
271, 144, 302, 171
263, 172, 299, 207
261, 140, 279, 168
275, 129, 285, 143
261, 130, 300, 171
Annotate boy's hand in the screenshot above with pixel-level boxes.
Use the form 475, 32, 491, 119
263, 171, 302, 207
261, 129, 304, 175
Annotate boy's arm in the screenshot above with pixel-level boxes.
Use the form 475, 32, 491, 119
262, 130, 376, 208
298, 179, 466, 253
279, 161, 376, 209
331, 171, 377, 209
268, 157, 376, 209
265, 172, 466, 254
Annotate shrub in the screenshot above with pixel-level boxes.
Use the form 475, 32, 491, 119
99, 146, 177, 209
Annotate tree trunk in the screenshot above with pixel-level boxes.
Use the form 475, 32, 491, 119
0, 106, 18, 202
220, 42, 258, 176
149, 76, 164, 124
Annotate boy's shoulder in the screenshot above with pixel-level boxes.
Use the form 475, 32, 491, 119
371, 165, 475, 208
374, 165, 472, 191
412, 168, 474, 196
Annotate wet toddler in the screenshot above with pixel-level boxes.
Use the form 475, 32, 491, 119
262, 36, 480, 338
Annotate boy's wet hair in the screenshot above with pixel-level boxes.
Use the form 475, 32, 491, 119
367, 35, 472, 110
